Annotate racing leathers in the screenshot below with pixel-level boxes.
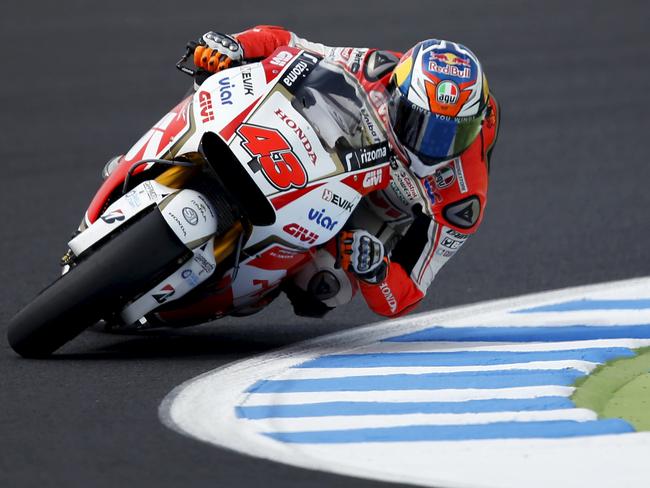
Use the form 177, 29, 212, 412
226, 25, 500, 317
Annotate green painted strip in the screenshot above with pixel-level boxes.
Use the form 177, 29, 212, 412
572, 346, 650, 431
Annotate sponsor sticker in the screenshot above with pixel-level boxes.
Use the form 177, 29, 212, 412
269, 50, 293, 67
283, 223, 318, 245
322, 188, 354, 212
241, 66, 254, 96
454, 158, 468, 194
308, 208, 339, 231
342, 142, 391, 171
101, 209, 125, 224
182, 207, 199, 226
193, 253, 215, 275
362, 168, 383, 189
379, 282, 398, 313
436, 80, 460, 105
181, 269, 199, 287
434, 165, 456, 189
218, 76, 234, 106
427, 52, 472, 79
152, 284, 175, 304
279, 53, 319, 91
274, 108, 318, 165
198, 91, 215, 123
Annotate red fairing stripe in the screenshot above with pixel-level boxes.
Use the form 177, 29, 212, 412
340, 165, 390, 196
359, 261, 424, 317
235, 26, 292, 59
271, 182, 325, 210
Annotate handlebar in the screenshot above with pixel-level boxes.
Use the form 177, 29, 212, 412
176, 41, 200, 77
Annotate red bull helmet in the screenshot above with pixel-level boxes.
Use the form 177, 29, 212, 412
388, 39, 490, 177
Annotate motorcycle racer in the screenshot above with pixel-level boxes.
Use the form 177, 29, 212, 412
193, 26, 500, 318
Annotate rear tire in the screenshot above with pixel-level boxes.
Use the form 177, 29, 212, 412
7, 208, 189, 357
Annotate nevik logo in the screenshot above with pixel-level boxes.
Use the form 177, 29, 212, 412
283, 223, 318, 245
199, 91, 214, 123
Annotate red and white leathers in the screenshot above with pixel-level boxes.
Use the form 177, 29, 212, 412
233, 25, 500, 318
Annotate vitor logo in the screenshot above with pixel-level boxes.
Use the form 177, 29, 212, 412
436, 80, 460, 105
274, 108, 317, 164
363, 168, 383, 188
270, 50, 293, 67
182, 207, 199, 225
241, 67, 254, 96
322, 188, 354, 212
379, 283, 397, 313
152, 284, 175, 304
283, 223, 318, 245
198, 91, 214, 123
101, 209, 125, 224
218, 77, 234, 106
308, 208, 339, 231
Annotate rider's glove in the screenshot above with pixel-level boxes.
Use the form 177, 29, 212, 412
193, 31, 244, 73
337, 230, 388, 284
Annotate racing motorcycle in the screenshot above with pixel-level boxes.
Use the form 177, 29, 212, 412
7, 44, 392, 357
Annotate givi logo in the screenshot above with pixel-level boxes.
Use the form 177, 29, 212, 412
199, 91, 215, 123
283, 223, 318, 245
363, 168, 383, 189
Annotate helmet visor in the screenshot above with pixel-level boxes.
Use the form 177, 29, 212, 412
388, 87, 484, 165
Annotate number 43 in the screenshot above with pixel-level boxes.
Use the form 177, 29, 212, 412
237, 124, 307, 190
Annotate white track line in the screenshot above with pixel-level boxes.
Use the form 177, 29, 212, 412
161, 276, 650, 488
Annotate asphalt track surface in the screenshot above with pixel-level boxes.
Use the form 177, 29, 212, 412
1, 1, 649, 487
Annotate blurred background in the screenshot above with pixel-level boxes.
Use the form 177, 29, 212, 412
1, 1, 649, 487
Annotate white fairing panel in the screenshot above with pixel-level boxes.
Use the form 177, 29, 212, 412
69, 181, 178, 256
120, 239, 217, 325
159, 189, 218, 248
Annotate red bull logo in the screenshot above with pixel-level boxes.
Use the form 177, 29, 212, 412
428, 51, 472, 79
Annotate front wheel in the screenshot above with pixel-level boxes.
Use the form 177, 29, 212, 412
7, 208, 190, 357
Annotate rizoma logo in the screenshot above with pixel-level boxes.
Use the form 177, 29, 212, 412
283, 60, 309, 87
198, 91, 214, 123
363, 168, 383, 188
379, 283, 397, 313
283, 223, 318, 245
359, 146, 387, 165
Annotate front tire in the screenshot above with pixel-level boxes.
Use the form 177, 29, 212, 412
7, 208, 189, 357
